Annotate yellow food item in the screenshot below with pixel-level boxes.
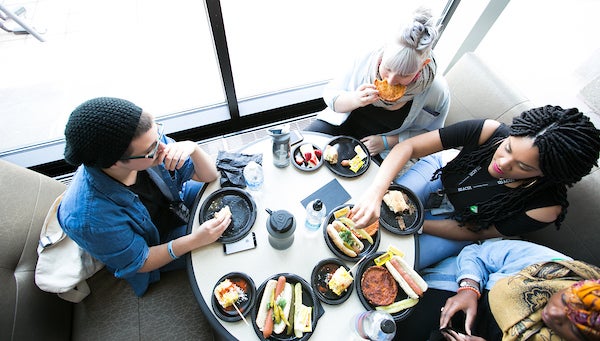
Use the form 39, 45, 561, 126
354, 145, 367, 160
323, 145, 338, 164
213, 279, 240, 308
333, 206, 350, 219
376, 297, 419, 314
328, 266, 354, 295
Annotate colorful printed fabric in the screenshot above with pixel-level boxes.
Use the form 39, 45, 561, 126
565, 279, 600, 340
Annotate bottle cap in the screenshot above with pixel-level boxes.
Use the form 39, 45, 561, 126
380, 319, 396, 334
313, 199, 323, 211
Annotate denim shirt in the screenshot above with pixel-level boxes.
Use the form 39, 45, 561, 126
422, 239, 571, 292
58, 135, 196, 296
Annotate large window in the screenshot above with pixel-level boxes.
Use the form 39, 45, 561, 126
9, 1, 596, 169
1, 0, 448, 168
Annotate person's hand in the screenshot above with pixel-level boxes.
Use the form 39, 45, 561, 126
439, 290, 479, 336
349, 187, 382, 228
158, 141, 198, 171
440, 328, 486, 341
193, 211, 231, 248
360, 135, 385, 156
353, 83, 379, 108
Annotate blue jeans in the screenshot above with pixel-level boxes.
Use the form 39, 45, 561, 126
395, 153, 471, 270
161, 180, 204, 272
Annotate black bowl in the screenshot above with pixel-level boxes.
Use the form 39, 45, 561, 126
354, 252, 415, 322
310, 258, 353, 305
211, 272, 257, 322
251, 273, 324, 341
198, 187, 257, 243
323, 204, 380, 262
323, 136, 370, 177
379, 184, 424, 235
292, 143, 323, 172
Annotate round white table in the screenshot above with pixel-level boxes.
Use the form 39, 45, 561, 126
187, 131, 417, 340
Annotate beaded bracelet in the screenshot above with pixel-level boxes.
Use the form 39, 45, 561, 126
167, 240, 179, 260
381, 135, 389, 150
457, 286, 481, 299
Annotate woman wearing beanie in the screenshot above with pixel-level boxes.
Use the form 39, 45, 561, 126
305, 7, 450, 158
350, 105, 600, 270
59, 97, 229, 297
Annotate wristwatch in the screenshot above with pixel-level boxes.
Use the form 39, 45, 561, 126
459, 279, 479, 290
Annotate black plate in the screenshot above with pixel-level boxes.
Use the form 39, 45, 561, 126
198, 187, 257, 243
323, 204, 380, 262
311, 258, 353, 305
379, 184, 424, 235
251, 273, 323, 341
323, 136, 370, 177
292, 143, 323, 172
354, 252, 415, 322
211, 272, 257, 322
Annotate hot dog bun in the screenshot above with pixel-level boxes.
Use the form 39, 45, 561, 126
273, 282, 293, 334
385, 255, 428, 299
327, 221, 364, 257
255, 279, 294, 336
255, 280, 276, 331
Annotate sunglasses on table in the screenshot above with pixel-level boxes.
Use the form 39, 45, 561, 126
120, 123, 164, 160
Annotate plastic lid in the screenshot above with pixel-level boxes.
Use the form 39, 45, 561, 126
312, 199, 323, 211
269, 210, 295, 233
380, 319, 396, 334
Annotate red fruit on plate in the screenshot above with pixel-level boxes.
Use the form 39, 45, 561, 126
304, 152, 312, 162
314, 149, 322, 158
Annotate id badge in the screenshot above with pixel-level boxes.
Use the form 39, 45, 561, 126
425, 192, 445, 209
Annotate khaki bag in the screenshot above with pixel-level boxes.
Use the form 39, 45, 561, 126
35, 193, 104, 303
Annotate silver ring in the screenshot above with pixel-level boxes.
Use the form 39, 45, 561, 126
441, 307, 444, 312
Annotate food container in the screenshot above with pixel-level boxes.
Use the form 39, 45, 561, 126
265, 208, 296, 250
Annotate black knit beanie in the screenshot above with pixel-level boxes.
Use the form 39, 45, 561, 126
64, 97, 142, 168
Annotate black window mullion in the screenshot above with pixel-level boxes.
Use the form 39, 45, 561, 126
204, 0, 239, 120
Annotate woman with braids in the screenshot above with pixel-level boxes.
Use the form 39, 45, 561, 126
351, 105, 600, 269
305, 7, 450, 157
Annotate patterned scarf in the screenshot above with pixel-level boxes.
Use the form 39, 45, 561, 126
489, 260, 600, 341
565, 279, 600, 340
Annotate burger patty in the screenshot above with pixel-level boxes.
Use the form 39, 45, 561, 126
361, 266, 398, 306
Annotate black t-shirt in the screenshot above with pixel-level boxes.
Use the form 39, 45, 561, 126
438, 120, 560, 235
127, 171, 183, 239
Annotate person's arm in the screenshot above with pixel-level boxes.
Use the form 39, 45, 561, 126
351, 129, 444, 228
330, 84, 379, 113
159, 140, 218, 183
138, 210, 231, 272
423, 219, 504, 241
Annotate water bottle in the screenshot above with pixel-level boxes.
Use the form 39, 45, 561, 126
352, 310, 396, 340
243, 161, 264, 192
305, 199, 326, 232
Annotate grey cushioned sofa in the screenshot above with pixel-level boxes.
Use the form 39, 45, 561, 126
1, 52, 598, 341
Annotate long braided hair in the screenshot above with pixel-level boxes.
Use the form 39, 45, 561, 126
434, 105, 600, 230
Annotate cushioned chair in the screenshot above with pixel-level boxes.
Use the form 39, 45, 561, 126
0, 159, 215, 340
0, 159, 71, 340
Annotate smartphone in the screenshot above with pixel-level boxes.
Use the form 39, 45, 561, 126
290, 130, 304, 146
223, 232, 257, 255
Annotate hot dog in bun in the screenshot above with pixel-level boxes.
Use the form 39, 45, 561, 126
384, 255, 428, 299
255, 276, 293, 337
326, 220, 364, 257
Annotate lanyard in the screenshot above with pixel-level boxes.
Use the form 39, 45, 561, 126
440, 165, 516, 195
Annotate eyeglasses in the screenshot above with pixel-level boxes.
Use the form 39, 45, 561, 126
121, 123, 164, 160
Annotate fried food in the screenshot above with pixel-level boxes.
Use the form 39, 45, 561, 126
375, 79, 406, 102
383, 190, 410, 214
361, 266, 398, 306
